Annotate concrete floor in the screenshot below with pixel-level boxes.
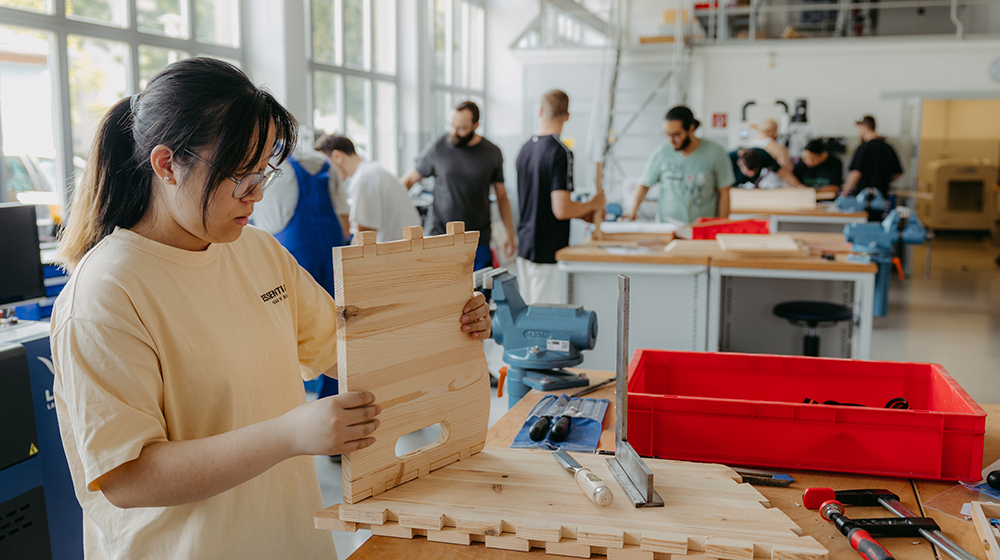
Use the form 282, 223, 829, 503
871, 232, 1000, 405
318, 231, 1000, 558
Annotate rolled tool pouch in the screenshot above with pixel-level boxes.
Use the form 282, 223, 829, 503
511, 394, 609, 453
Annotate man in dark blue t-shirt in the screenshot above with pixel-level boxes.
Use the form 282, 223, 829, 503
515, 90, 604, 304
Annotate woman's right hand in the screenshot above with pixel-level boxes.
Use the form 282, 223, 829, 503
286, 391, 381, 457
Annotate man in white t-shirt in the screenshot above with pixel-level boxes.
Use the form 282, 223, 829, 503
316, 134, 421, 242
252, 142, 350, 236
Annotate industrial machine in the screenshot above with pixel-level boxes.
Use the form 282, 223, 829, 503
483, 268, 598, 406
0, 321, 83, 560
917, 159, 998, 231
845, 206, 927, 317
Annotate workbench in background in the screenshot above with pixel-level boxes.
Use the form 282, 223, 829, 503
728, 208, 868, 234
708, 252, 875, 359
555, 235, 876, 367
557, 246, 710, 372
346, 369, 999, 560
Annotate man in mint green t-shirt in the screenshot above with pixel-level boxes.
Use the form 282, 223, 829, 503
624, 106, 735, 224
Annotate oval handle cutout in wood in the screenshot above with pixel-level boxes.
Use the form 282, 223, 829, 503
394, 421, 451, 459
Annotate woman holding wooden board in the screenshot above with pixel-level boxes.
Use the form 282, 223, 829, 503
50, 58, 491, 560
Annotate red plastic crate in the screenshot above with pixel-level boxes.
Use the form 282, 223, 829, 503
690, 217, 769, 240
626, 350, 986, 480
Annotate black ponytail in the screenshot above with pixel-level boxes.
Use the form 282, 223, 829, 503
665, 105, 701, 131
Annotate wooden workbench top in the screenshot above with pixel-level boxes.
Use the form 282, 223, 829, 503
709, 253, 878, 273
556, 236, 876, 273
555, 244, 712, 266
348, 369, 991, 559
729, 207, 868, 218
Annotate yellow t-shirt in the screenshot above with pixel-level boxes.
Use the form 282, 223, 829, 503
50, 226, 339, 559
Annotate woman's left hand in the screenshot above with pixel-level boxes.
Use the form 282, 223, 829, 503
461, 292, 491, 339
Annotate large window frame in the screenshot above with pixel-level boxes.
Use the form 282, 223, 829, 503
0, 0, 243, 207
307, 0, 400, 173
428, 0, 485, 134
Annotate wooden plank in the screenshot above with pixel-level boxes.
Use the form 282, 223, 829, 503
324, 448, 829, 560
334, 222, 491, 504
545, 540, 593, 557
730, 189, 817, 212
556, 245, 711, 266
716, 234, 805, 258
664, 240, 726, 257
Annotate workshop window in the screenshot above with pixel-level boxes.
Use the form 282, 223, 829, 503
0, 0, 244, 226
309, 0, 399, 173
430, 0, 485, 133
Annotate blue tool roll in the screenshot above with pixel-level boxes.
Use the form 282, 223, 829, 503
511, 394, 609, 453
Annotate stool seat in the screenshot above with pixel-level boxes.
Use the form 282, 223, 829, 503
773, 301, 853, 326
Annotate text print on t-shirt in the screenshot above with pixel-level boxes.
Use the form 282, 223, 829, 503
260, 284, 288, 305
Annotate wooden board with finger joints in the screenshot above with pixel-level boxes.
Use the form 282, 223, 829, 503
316, 448, 830, 560
333, 222, 491, 504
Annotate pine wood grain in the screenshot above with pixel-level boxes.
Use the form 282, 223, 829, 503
334, 223, 491, 504
321, 447, 829, 560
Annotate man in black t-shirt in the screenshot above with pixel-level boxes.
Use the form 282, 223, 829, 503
402, 101, 515, 270
841, 115, 903, 197
793, 139, 843, 194
515, 90, 604, 304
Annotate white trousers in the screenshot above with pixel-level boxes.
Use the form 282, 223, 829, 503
515, 257, 562, 305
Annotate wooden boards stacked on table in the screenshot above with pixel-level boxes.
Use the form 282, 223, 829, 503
730, 188, 817, 212
716, 234, 807, 258
333, 222, 491, 504
316, 447, 829, 560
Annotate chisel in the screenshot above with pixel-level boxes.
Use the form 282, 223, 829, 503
552, 451, 613, 506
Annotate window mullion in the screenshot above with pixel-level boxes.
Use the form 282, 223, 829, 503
55, 29, 74, 212
335, 0, 344, 66
444, 0, 453, 87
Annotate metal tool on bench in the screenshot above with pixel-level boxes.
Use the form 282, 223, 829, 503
605, 275, 664, 508
803, 488, 979, 560
819, 499, 896, 560
483, 268, 598, 406
552, 450, 614, 506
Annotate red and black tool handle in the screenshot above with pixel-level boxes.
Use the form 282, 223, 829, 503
821, 500, 895, 560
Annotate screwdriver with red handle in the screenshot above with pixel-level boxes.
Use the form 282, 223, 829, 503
819, 499, 894, 560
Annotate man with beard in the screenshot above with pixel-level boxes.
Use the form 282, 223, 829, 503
402, 101, 515, 270
623, 106, 734, 223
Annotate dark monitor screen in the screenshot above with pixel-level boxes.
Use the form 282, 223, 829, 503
0, 203, 46, 306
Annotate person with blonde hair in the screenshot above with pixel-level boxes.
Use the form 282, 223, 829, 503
748, 118, 803, 187
53, 57, 490, 559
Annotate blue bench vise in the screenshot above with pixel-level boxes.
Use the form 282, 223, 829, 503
835, 187, 887, 219
844, 206, 926, 317
484, 268, 598, 407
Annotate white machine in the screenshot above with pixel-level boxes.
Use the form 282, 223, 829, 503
917, 159, 999, 231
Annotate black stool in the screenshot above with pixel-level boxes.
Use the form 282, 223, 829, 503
773, 301, 853, 357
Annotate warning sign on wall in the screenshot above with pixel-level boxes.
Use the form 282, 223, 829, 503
712, 113, 727, 128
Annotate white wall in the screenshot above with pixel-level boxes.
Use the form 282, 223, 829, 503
484, 0, 540, 216
691, 37, 1000, 153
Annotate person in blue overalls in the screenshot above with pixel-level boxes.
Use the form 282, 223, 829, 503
253, 142, 349, 404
